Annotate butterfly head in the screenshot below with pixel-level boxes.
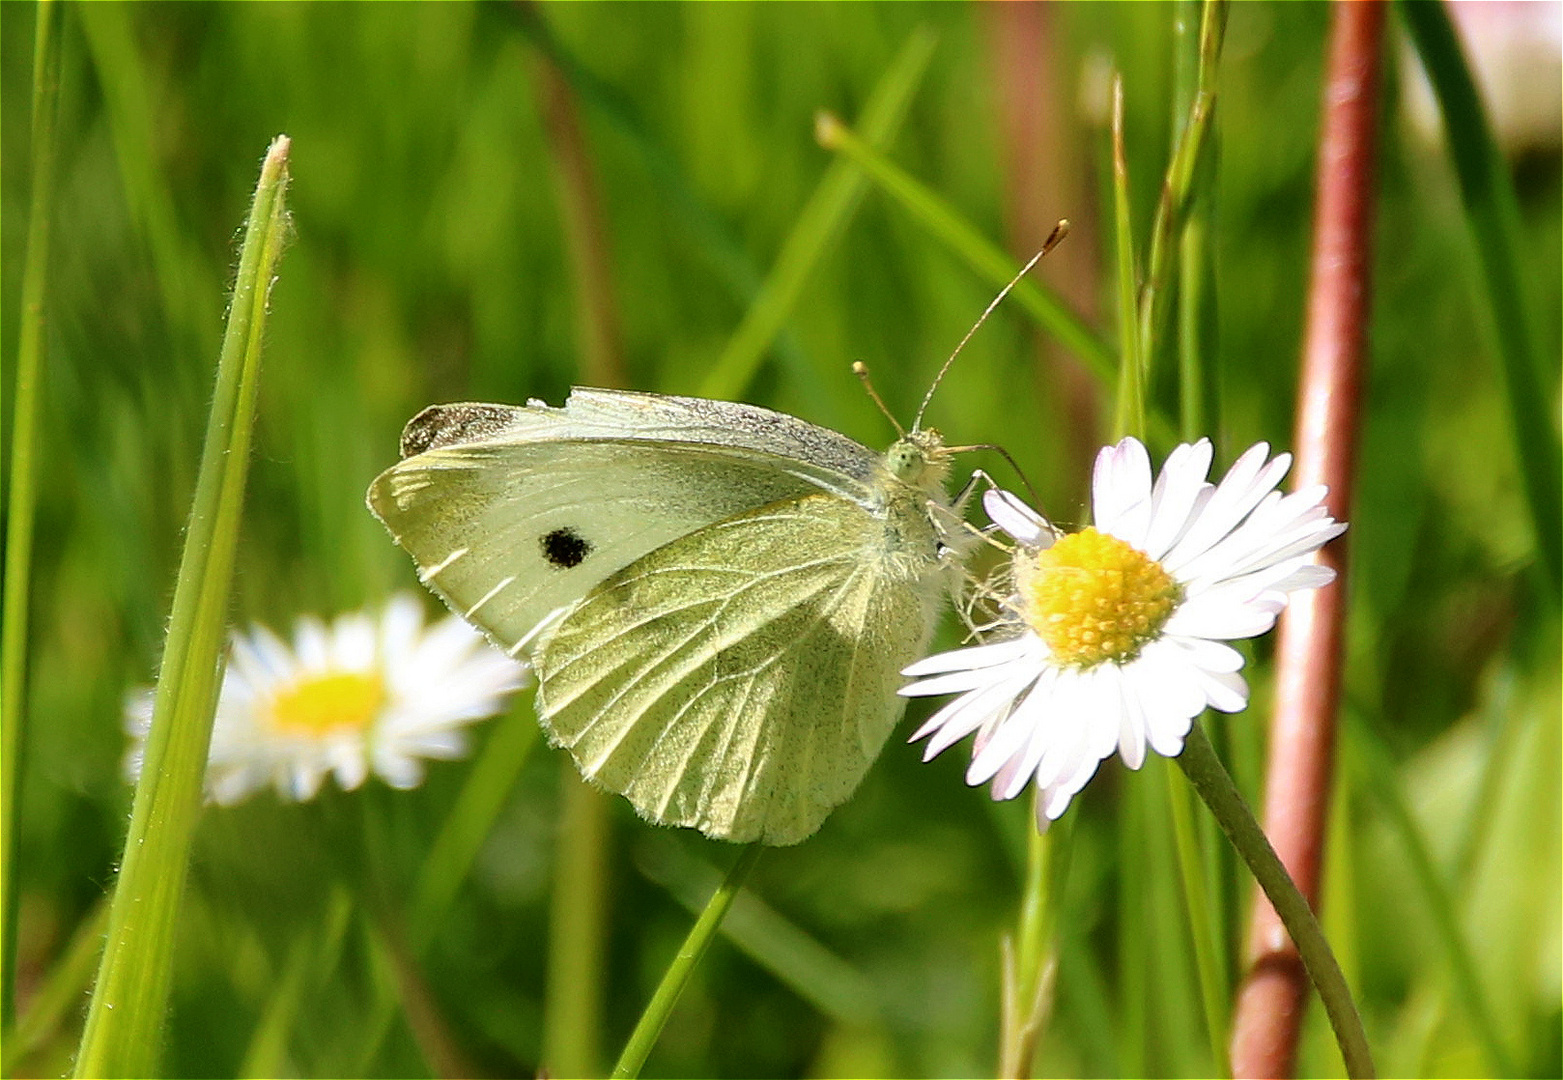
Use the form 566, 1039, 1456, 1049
885, 428, 953, 493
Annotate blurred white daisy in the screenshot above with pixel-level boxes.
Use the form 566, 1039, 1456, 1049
125, 594, 530, 805
901, 437, 1345, 829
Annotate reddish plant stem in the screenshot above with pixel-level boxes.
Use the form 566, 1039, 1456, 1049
1228, 2, 1382, 1077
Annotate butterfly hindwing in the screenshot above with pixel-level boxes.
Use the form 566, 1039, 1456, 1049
533, 492, 949, 845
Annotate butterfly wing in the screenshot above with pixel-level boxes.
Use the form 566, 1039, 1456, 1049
533, 492, 951, 846
367, 390, 882, 655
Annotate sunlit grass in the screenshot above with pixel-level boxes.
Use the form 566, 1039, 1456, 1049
0, 2, 1556, 1077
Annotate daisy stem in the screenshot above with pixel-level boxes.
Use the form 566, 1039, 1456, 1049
1176, 723, 1374, 1078
611, 843, 763, 1080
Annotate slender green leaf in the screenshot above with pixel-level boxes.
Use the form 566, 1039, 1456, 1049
74, 136, 292, 1078
545, 773, 611, 1079
1, 0, 61, 1027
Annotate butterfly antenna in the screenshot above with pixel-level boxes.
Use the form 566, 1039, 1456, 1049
912, 219, 1070, 432
947, 443, 1043, 507
853, 361, 906, 437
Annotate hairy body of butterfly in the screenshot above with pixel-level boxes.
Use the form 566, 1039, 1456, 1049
368, 388, 969, 845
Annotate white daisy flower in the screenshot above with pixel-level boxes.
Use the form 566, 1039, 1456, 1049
901, 437, 1345, 829
125, 594, 530, 805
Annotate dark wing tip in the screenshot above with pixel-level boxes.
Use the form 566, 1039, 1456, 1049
399, 402, 522, 458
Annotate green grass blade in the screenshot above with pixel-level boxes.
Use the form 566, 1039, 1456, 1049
814, 111, 1116, 387
76, 2, 217, 362
1137, 0, 1226, 387
1, 0, 62, 1028
73, 136, 292, 1079
698, 26, 936, 401
1397, 0, 1562, 598
1342, 707, 1517, 1076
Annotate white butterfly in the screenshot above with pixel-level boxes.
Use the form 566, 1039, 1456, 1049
367, 388, 972, 845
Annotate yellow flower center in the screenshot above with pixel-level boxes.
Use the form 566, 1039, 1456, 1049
1018, 527, 1181, 667
265, 671, 385, 737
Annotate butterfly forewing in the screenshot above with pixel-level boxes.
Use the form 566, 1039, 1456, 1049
369, 440, 862, 654
534, 492, 949, 845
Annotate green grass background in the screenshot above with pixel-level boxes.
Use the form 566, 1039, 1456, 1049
2, 3, 1558, 1077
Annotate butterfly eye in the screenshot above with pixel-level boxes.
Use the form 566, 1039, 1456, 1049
541, 527, 592, 569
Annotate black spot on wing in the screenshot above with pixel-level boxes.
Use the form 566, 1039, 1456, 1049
542, 527, 592, 569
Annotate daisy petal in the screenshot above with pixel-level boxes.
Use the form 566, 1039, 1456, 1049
1093, 438, 1153, 539
984, 489, 1054, 547
1143, 440, 1215, 559
902, 635, 1037, 679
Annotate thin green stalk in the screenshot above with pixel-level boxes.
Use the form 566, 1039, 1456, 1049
1177, 186, 1219, 441
636, 839, 879, 1028
544, 772, 610, 1079
611, 844, 763, 1080
1166, 7, 1228, 1070
700, 27, 935, 401
1177, 723, 1375, 1079
1175, 2, 1221, 443
410, 699, 539, 945
1, 0, 61, 1027
998, 803, 1065, 1078
1109, 76, 1143, 442
1166, 766, 1230, 1075
814, 112, 1116, 387
74, 136, 292, 1079
1115, 765, 1148, 1078
1397, 0, 1561, 598
1136, 0, 1226, 384
2, 898, 108, 1074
